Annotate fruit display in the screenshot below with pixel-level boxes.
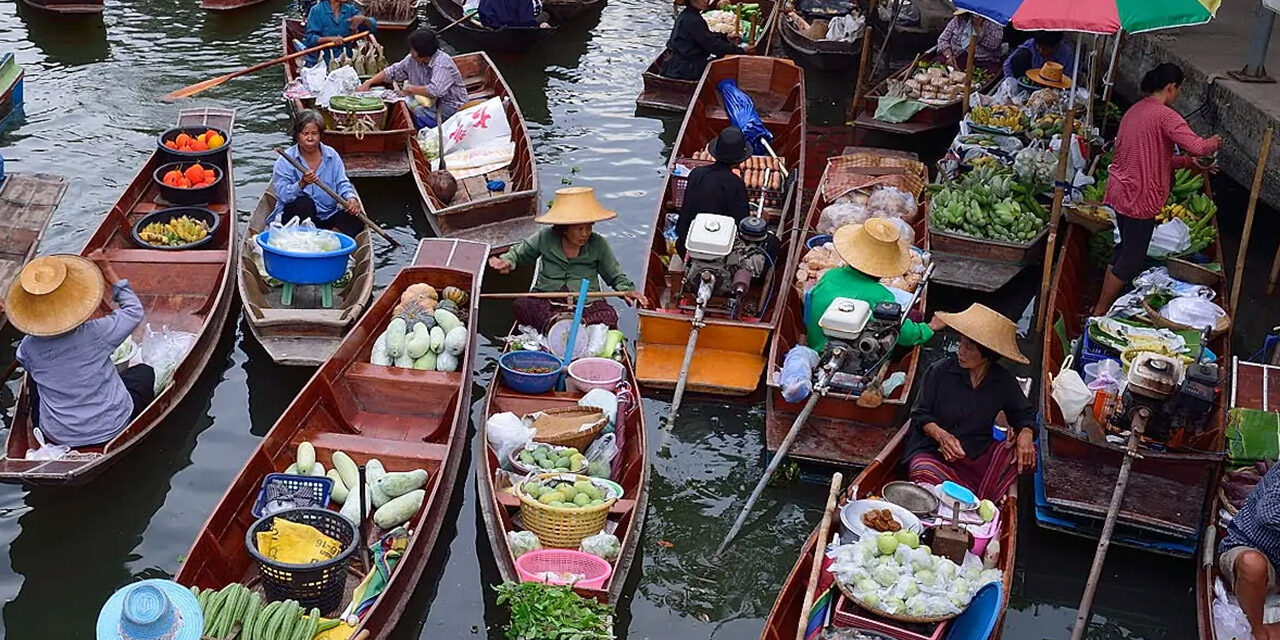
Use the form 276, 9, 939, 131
690, 150, 786, 190
368, 303, 469, 372
1160, 189, 1218, 255
1081, 177, 1107, 203
902, 64, 968, 103
521, 476, 616, 509
929, 165, 1047, 244
1170, 167, 1205, 202
138, 215, 211, 247
703, 3, 763, 42
1012, 147, 1057, 185
968, 104, 1025, 133
163, 129, 226, 153
515, 443, 588, 474
1070, 203, 1114, 226
1027, 113, 1065, 139
162, 163, 218, 189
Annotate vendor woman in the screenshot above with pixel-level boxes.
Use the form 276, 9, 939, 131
302, 0, 376, 64
358, 28, 469, 130
906, 304, 1036, 501
934, 10, 1003, 73
488, 187, 648, 330
660, 0, 750, 81
7, 252, 155, 448
1091, 63, 1220, 316
270, 109, 366, 238
1003, 31, 1073, 81
806, 219, 942, 352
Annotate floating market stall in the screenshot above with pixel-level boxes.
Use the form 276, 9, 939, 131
176, 238, 487, 640
851, 53, 999, 141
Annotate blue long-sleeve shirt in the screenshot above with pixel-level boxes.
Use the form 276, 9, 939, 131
303, 1, 376, 64
271, 143, 357, 222
17, 279, 144, 447
1002, 38, 1075, 80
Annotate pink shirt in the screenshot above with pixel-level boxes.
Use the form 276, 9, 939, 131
1103, 96, 1218, 219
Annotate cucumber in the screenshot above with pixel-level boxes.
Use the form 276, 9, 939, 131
316, 619, 342, 633
332, 451, 359, 490
254, 601, 278, 640
327, 469, 349, 504
309, 462, 326, 477
204, 589, 227, 633
241, 593, 261, 640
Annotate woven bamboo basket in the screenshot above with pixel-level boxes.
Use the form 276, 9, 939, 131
828, 153, 925, 177
325, 104, 388, 136
517, 473, 619, 549
529, 406, 607, 452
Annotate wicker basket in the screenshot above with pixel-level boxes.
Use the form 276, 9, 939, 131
325, 104, 388, 136
1141, 297, 1231, 340
517, 473, 618, 549
1167, 257, 1225, 287
529, 406, 607, 452
827, 153, 925, 177
1064, 203, 1114, 233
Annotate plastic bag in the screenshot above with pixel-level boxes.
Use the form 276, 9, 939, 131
780, 345, 819, 403
1160, 296, 1226, 330
486, 411, 534, 469
267, 217, 343, 253
25, 428, 70, 461
1050, 355, 1092, 431
139, 323, 197, 394
866, 186, 916, 220
315, 66, 361, 108
507, 531, 542, 559
1144, 219, 1192, 258
824, 13, 865, 42
578, 389, 618, 425
585, 433, 618, 469
300, 60, 328, 93
435, 97, 513, 158
579, 532, 621, 561
547, 322, 608, 361
817, 201, 870, 234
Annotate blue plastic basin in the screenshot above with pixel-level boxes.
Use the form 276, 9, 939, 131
806, 234, 833, 249
499, 350, 563, 395
256, 229, 356, 285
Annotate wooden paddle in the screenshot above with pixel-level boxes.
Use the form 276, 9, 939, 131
273, 147, 401, 247
439, 9, 480, 34
795, 472, 842, 640
161, 32, 370, 102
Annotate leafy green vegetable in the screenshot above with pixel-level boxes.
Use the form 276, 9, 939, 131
494, 581, 614, 640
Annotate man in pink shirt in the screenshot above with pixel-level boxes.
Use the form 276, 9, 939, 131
1093, 63, 1220, 316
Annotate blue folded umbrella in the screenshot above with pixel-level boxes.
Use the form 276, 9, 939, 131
716, 79, 773, 155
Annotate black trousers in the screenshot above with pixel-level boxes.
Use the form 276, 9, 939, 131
30, 364, 156, 444
283, 194, 365, 239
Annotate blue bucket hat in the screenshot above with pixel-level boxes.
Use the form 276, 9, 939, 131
96, 579, 203, 640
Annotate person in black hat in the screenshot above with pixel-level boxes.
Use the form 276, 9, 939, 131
674, 126, 753, 256
659, 0, 750, 81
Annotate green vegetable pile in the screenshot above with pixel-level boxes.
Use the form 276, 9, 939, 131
494, 581, 614, 640
190, 582, 336, 640
929, 165, 1048, 244
328, 95, 385, 113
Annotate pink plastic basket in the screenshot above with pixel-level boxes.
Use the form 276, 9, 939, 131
515, 549, 613, 590
566, 357, 624, 394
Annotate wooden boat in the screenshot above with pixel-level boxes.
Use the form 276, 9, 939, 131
1196, 357, 1280, 640
200, 0, 269, 11
0, 173, 67, 332
635, 1, 779, 114
851, 51, 999, 139
176, 237, 488, 637
408, 52, 539, 254
0, 108, 238, 486
759, 424, 1017, 640
282, 19, 416, 178
429, 0, 557, 54
237, 186, 374, 366
635, 55, 805, 396
542, 0, 606, 22
777, 6, 865, 71
0, 53, 25, 132
370, 15, 421, 31
764, 148, 930, 467
476, 333, 649, 604
1035, 221, 1230, 557
18, 0, 102, 14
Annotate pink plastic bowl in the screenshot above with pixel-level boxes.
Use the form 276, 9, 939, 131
515, 549, 613, 589
566, 357, 624, 394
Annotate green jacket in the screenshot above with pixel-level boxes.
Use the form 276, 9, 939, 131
500, 227, 636, 293
805, 266, 933, 351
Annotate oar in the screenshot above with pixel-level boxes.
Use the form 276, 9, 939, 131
759, 139, 790, 181
556, 279, 591, 392
1068, 406, 1149, 640
667, 271, 714, 423
273, 148, 401, 248
161, 31, 370, 102
439, 9, 480, 34
795, 472, 842, 640
481, 291, 629, 300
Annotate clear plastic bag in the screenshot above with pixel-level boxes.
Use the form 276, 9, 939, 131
824, 13, 865, 42
316, 65, 361, 108
507, 531, 542, 559
267, 217, 343, 254
1144, 219, 1192, 258
780, 345, 820, 403
486, 412, 534, 469
585, 433, 618, 468
866, 186, 917, 220
817, 201, 869, 235
579, 532, 621, 561
1160, 296, 1227, 330
25, 428, 70, 461
578, 389, 618, 425
139, 323, 197, 394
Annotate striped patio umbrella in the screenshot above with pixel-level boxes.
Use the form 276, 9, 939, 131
953, 0, 1221, 34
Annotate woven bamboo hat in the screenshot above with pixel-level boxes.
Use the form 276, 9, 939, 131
535, 187, 617, 225
1027, 62, 1073, 89
6, 255, 105, 337
832, 218, 911, 279
936, 303, 1029, 364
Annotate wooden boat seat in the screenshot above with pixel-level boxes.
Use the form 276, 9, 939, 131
106, 249, 228, 264
307, 431, 450, 463
339, 363, 461, 440
635, 343, 764, 395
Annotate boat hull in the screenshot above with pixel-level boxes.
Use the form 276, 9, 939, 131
18, 0, 103, 14
429, 0, 556, 54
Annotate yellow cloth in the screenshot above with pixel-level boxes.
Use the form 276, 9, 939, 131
255, 517, 342, 564
314, 622, 357, 640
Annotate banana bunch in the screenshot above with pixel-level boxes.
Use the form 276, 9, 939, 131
1170, 168, 1204, 201
1157, 202, 1196, 224
139, 215, 210, 247
1184, 191, 1217, 218
969, 104, 1025, 132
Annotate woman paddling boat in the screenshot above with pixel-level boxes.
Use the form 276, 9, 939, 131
271, 109, 366, 238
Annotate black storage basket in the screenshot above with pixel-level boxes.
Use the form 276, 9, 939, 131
245, 508, 357, 614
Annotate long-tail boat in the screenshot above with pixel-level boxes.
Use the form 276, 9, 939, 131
176, 237, 488, 638
0, 172, 67, 331
635, 2, 780, 114
0, 108, 238, 485
1035, 220, 1230, 557
476, 325, 649, 604
408, 52, 539, 254
634, 55, 805, 396
764, 148, 930, 467
237, 185, 375, 366
776, 6, 865, 71
759, 424, 1017, 639
282, 19, 416, 178
429, 0, 557, 54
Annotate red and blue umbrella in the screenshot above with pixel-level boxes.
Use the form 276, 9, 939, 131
953, 0, 1221, 34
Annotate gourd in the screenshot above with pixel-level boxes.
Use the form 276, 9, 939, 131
327, 470, 349, 504
367, 459, 391, 508
385, 318, 408, 357
376, 469, 428, 499
444, 326, 468, 356
433, 309, 463, 334
394, 352, 415, 368
400, 283, 438, 302
442, 286, 467, 305
309, 462, 325, 477
406, 322, 432, 358
429, 326, 446, 354
283, 463, 299, 475
435, 351, 459, 373
332, 451, 359, 490
370, 332, 391, 366
413, 351, 437, 370
296, 442, 316, 471
374, 489, 425, 529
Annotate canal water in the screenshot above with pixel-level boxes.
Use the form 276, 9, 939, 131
2, 1, 1278, 638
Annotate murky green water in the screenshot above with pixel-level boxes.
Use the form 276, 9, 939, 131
4, 2, 1279, 638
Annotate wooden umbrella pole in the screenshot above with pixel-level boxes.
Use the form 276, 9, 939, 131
1069, 407, 1149, 640
848, 23, 875, 122
1234, 124, 1272, 308
961, 33, 978, 118
794, 472, 843, 640
1098, 32, 1125, 135
1036, 106, 1077, 335
1084, 36, 1101, 149
273, 148, 401, 247
161, 31, 370, 101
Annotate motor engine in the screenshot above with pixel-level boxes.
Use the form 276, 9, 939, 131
1111, 351, 1216, 445
682, 213, 776, 318
817, 297, 902, 392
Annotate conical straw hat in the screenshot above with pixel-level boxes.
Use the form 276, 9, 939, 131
535, 187, 617, 225
832, 218, 911, 279
935, 303, 1029, 364
6, 255, 105, 337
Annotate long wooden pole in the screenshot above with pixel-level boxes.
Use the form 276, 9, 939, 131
480, 291, 629, 300
161, 31, 370, 101
795, 472, 843, 640
961, 33, 978, 118
1036, 38, 1084, 335
1069, 407, 1149, 640
848, 23, 875, 123
273, 148, 401, 247
1234, 124, 1272, 308
869, 0, 904, 87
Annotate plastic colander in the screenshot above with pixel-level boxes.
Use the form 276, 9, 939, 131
515, 549, 613, 589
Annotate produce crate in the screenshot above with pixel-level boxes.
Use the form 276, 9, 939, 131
832, 591, 948, 640
928, 225, 1049, 265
